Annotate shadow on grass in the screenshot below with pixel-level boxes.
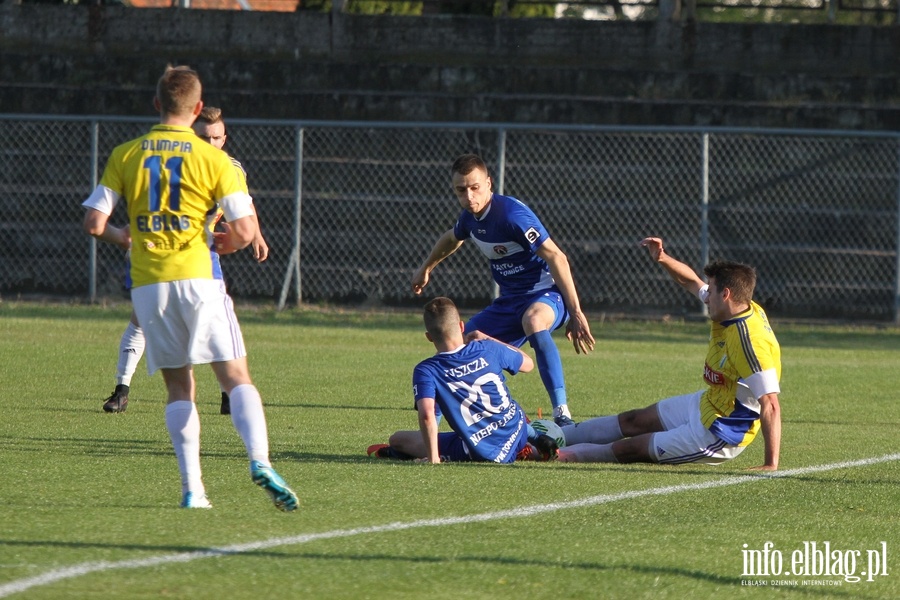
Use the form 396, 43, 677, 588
266, 402, 410, 412
0, 435, 172, 457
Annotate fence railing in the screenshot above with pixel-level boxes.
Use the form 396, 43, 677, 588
1, 115, 898, 323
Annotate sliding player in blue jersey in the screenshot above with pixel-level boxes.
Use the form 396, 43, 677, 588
412, 154, 594, 427
559, 237, 782, 470
367, 296, 558, 463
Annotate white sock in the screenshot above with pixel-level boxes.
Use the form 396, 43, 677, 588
229, 384, 271, 467
562, 415, 623, 445
559, 443, 619, 463
164, 401, 204, 495
116, 322, 145, 386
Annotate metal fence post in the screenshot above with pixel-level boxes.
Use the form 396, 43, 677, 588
700, 132, 710, 317
88, 120, 100, 303
278, 125, 304, 310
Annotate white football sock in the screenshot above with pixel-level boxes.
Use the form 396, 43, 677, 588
116, 322, 145, 386
562, 415, 623, 445
229, 384, 271, 467
164, 401, 204, 495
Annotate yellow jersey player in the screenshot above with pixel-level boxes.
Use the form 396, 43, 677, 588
98, 106, 268, 416
82, 66, 299, 510
557, 236, 782, 471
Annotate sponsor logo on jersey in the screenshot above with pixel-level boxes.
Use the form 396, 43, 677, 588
492, 262, 526, 277
493, 245, 508, 255
524, 227, 541, 243
704, 363, 725, 386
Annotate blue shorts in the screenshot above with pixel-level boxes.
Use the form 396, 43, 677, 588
436, 431, 528, 463
464, 288, 568, 348
436, 432, 473, 462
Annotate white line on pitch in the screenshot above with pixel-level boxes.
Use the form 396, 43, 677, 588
1, 453, 897, 598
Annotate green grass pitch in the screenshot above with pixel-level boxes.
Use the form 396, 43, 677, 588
0, 301, 898, 599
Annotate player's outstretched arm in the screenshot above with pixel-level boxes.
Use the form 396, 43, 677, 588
640, 237, 706, 297
412, 229, 464, 295
536, 239, 595, 355
746, 392, 781, 472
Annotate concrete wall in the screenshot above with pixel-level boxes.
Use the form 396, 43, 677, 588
2, 4, 900, 128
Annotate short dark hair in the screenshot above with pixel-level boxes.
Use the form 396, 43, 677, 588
451, 154, 489, 178
704, 260, 756, 304
423, 297, 461, 341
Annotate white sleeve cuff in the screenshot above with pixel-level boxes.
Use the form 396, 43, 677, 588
219, 192, 255, 222
82, 185, 120, 216
744, 369, 781, 400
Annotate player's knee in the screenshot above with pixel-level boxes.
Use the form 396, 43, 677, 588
618, 409, 640, 430
388, 430, 415, 451
522, 304, 556, 333
618, 407, 657, 437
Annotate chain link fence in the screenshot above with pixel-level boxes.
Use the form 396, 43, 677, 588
1, 115, 898, 322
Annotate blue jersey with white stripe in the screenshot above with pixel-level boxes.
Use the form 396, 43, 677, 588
454, 194, 554, 297
412, 339, 528, 463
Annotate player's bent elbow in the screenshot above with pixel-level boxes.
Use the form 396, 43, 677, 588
229, 221, 257, 250
83, 218, 105, 238
518, 356, 535, 373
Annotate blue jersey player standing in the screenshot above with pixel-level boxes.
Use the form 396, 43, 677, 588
412, 154, 595, 426
367, 296, 558, 463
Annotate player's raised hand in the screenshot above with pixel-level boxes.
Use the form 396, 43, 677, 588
565, 311, 595, 355
640, 237, 665, 261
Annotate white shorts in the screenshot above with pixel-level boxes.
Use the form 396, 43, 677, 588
132, 279, 246, 374
651, 391, 746, 465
